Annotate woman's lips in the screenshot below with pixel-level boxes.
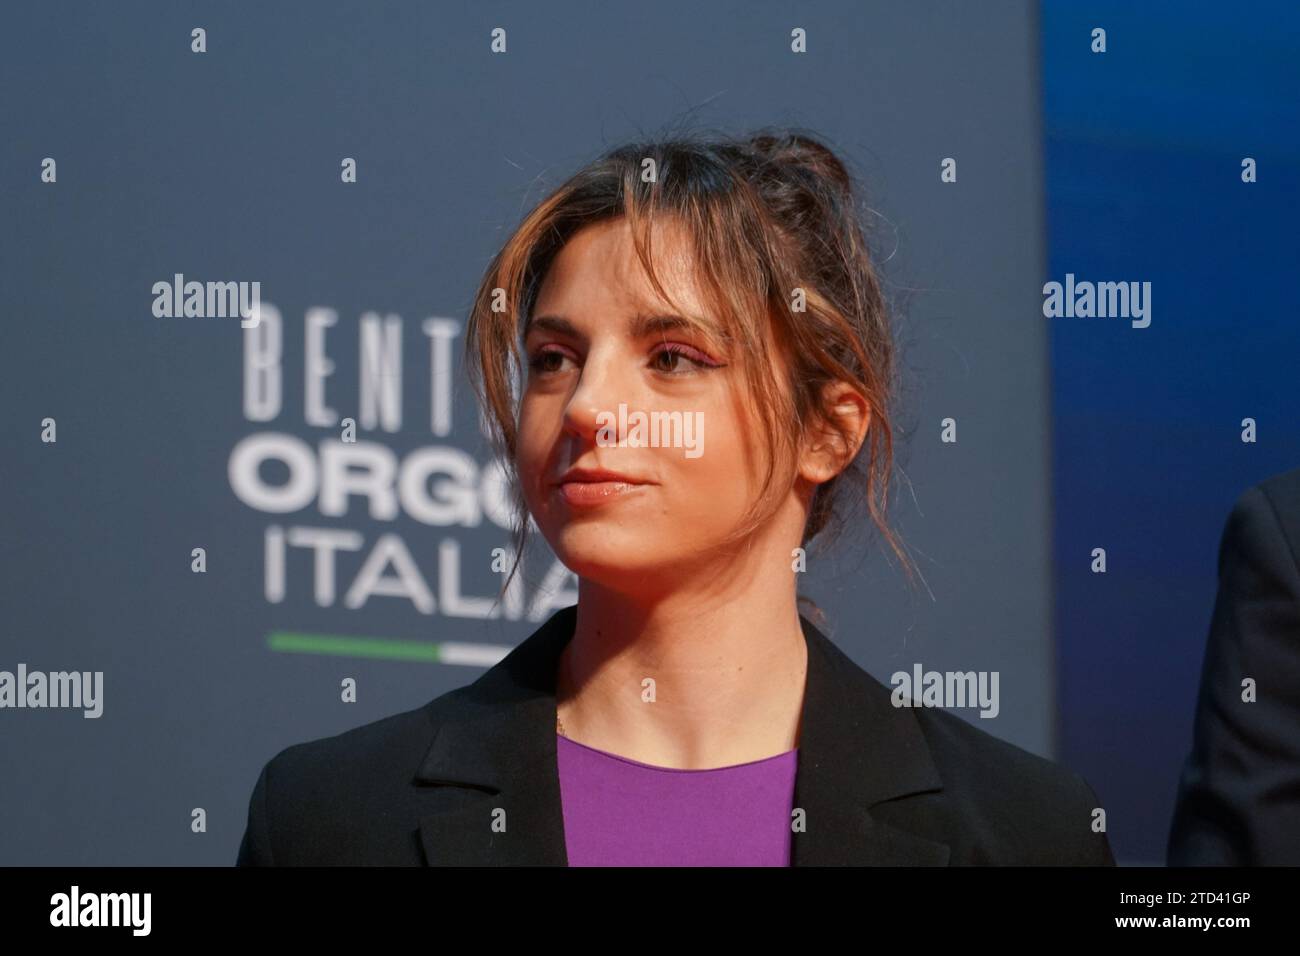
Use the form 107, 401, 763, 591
554, 479, 648, 507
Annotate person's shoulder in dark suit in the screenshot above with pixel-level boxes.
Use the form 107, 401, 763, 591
777, 611, 1115, 866
235, 693, 458, 866
878, 691, 1114, 865
1168, 466, 1300, 865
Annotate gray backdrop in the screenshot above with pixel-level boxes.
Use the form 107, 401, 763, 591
1, 0, 1055, 865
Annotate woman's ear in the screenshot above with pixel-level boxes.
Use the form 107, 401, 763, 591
798, 382, 871, 484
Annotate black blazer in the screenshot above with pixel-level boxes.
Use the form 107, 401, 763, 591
237, 605, 1115, 865
1168, 467, 1300, 864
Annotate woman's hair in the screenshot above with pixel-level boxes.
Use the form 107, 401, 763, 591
464, 126, 915, 618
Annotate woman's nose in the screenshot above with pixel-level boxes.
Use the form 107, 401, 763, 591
561, 351, 638, 445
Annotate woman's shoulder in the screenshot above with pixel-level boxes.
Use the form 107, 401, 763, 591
804, 619, 1113, 864
256, 682, 473, 794
891, 701, 1113, 864
236, 685, 475, 865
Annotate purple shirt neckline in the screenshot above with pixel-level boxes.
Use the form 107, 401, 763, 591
557, 732, 797, 772
555, 731, 800, 865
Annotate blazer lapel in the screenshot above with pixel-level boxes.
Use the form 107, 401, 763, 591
414, 608, 574, 866
413, 606, 950, 866
790, 614, 950, 865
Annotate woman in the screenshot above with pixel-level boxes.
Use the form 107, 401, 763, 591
236, 129, 1115, 866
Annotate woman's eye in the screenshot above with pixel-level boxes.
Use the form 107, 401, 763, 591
528, 348, 573, 374
528, 344, 721, 377
650, 344, 717, 375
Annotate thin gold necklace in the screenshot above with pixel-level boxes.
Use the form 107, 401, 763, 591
556, 646, 570, 737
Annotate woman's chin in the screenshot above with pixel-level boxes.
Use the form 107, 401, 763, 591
550, 541, 681, 590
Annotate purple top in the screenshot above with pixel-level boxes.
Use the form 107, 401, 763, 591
556, 732, 799, 866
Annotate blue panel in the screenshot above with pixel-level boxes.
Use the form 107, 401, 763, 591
1042, 0, 1300, 863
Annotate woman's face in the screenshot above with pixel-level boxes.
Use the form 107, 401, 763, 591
516, 217, 773, 591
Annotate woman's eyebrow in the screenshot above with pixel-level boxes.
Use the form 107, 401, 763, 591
523, 314, 580, 338
634, 312, 733, 355
523, 312, 697, 339
629, 312, 696, 338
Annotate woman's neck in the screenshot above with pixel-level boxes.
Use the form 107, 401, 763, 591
555, 574, 809, 770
